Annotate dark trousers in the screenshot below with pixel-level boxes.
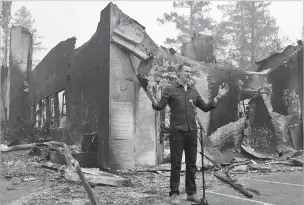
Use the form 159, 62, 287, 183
169, 129, 197, 196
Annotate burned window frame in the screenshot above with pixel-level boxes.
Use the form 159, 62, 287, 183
48, 95, 55, 128
30, 89, 67, 129
35, 102, 40, 128
58, 90, 67, 128
41, 99, 47, 127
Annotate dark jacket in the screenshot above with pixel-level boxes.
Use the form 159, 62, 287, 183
152, 83, 216, 131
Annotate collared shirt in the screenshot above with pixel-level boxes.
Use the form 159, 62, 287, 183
152, 82, 217, 131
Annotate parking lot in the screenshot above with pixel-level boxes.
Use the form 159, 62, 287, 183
156, 170, 304, 205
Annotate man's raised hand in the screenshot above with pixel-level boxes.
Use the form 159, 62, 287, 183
218, 84, 229, 99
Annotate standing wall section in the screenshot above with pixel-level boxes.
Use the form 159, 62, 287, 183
8, 26, 33, 126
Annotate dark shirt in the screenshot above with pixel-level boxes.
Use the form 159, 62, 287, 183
152, 83, 217, 131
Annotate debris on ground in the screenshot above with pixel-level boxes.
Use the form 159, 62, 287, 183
248, 164, 272, 173
204, 146, 235, 165
64, 166, 130, 187
289, 157, 304, 166
241, 145, 274, 160
213, 171, 253, 198
276, 143, 298, 158
1, 140, 303, 205
229, 164, 248, 173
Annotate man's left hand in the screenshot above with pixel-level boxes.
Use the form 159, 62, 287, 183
217, 84, 229, 99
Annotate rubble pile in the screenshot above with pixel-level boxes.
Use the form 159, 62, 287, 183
225, 156, 303, 174
209, 117, 245, 152
207, 88, 303, 163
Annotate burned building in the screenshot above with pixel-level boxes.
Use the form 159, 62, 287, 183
1, 3, 167, 170
210, 43, 303, 155
251, 43, 303, 151
1, 2, 303, 171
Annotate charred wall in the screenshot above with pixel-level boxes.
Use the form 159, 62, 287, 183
29, 38, 75, 103
68, 5, 111, 168
208, 81, 240, 135
268, 65, 290, 115
109, 4, 158, 169
206, 69, 248, 136
1, 66, 9, 121
27, 4, 111, 168
296, 47, 303, 122
256, 45, 302, 119
268, 48, 302, 119
8, 26, 33, 126
28, 37, 76, 144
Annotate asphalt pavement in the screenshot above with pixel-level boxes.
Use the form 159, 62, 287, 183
155, 170, 304, 205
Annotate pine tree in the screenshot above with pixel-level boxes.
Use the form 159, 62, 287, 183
0, 1, 12, 66
217, 1, 290, 69
13, 6, 45, 57
212, 20, 233, 67
157, 1, 213, 51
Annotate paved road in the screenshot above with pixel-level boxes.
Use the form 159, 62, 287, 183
156, 170, 304, 205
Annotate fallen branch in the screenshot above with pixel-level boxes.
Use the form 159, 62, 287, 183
1, 141, 99, 204
200, 151, 218, 166
213, 171, 253, 198
270, 159, 303, 167
248, 164, 272, 172
61, 143, 99, 205
246, 187, 261, 196
0, 143, 45, 152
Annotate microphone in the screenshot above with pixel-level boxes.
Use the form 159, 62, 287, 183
189, 99, 203, 128
189, 99, 196, 110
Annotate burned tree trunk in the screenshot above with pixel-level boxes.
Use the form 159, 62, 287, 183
245, 94, 277, 155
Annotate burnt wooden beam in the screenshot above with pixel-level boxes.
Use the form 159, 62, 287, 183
214, 171, 253, 198
61, 144, 99, 205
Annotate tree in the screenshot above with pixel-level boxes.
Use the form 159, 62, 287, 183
0, 1, 12, 66
13, 5, 45, 66
157, 1, 213, 51
217, 1, 291, 69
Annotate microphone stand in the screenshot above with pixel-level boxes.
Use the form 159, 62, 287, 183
189, 100, 209, 205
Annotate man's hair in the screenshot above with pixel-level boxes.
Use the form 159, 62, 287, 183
177, 62, 191, 73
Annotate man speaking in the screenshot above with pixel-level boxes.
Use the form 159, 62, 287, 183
146, 62, 229, 204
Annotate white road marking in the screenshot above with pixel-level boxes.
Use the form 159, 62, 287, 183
206, 191, 275, 205
243, 178, 304, 187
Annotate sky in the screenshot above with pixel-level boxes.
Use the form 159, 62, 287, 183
10, 1, 304, 64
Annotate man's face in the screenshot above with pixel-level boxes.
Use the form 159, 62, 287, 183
179, 65, 193, 83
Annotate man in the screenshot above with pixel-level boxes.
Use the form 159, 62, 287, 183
147, 62, 229, 204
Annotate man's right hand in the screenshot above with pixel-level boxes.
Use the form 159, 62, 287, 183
147, 85, 158, 106
147, 85, 153, 97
